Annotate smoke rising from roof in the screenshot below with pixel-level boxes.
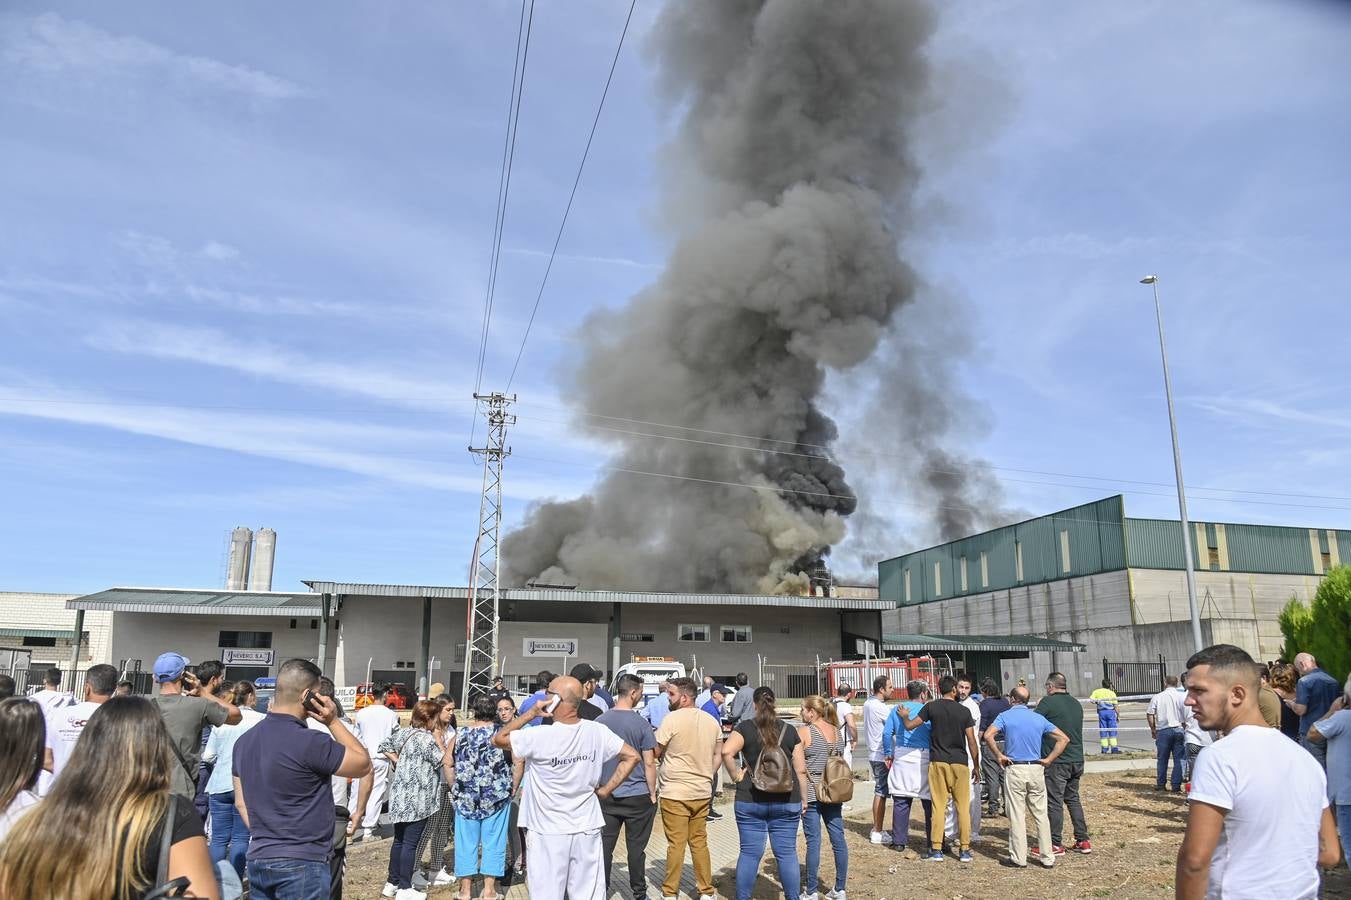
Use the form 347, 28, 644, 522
503, 0, 1012, 593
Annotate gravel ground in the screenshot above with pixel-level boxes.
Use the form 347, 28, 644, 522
342, 768, 1351, 898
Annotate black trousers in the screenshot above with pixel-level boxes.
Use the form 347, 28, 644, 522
600, 793, 657, 894
1044, 761, 1089, 846
331, 806, 350, 900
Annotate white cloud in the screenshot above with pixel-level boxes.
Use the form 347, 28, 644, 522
2, 13, 308, 101
199, 241, 240, 262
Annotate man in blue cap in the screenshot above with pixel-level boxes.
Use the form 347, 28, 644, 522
152, 651, 241, 803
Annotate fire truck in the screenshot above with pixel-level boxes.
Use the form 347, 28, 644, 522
822, 655, 954, 700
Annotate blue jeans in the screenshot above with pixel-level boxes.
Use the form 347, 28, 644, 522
1337, 804, 1351, 872
454, 804, 510, 878
734, 801, 800, 900
802, 801, 847, 894
247, 858, 331, 900
208, 791, 250, 878
387, 818, 430, 889
1155, 727, 1185, 789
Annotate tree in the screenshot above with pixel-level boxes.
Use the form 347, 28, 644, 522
1279, 565, 1351, 682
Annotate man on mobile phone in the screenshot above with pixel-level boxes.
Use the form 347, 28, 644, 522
235, 658, 372, 900
494, 676, 639, 900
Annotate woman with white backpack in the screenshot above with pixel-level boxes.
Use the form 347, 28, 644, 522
798, 695, 850, 900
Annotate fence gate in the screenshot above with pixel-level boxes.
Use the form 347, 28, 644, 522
1103, 656, 1164, 695
758, 661, 823, 700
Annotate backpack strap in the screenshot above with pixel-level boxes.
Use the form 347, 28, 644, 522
154, 798, 175, 886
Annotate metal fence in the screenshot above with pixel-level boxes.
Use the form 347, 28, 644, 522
1103, 656, 1165, 695
9, 666, 154, 697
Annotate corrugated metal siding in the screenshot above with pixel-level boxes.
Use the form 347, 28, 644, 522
303, 582, 891, 610
878, 496, 1128, 605
1126, 520, 1324, 575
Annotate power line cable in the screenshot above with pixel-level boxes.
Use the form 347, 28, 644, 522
473, 0, 534, 397
503, 0, 638, 392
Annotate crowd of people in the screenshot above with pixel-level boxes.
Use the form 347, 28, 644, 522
1, 644, 1346, 899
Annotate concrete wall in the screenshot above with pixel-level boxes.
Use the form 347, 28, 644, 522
616, 605, 847, 680
886, 571, 1134, 637
1128, 568, 1319, 661
0, 592, 111, 668
105, 612, 324, 678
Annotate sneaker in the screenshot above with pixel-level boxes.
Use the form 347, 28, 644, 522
363, 827, 376, 841
825, 891, 847, 900
1032, 845, 1066, 856
801, 893, 820, 900
699, 895, 718, 900
411, 870, 429, 890
958, 850, 974, 863
432, 869, 455, 886
706, 809, 724, 822
394, 890, 426, 900
381, 884, 397, 898
1038, 857, 1055, 868
1100, 748, 1110, 754
923, 850, 945, 862
1072, 840, 1092, 854
869, 830, 887, 844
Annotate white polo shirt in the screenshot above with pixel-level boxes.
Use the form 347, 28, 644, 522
1147, 687, 1187, 729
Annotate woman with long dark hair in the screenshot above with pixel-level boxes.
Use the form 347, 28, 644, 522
0, 696, 219, 899
414, 695, 459, 889
0, 698, 44, 841
721, 686, 811, 900
379, 698, 451, 898
203, 680, 265, 879
447, 694, 513, 899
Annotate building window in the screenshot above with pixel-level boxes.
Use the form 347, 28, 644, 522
310, 619, 318, 629
621, 632, 655, 643
720, 625, 752, 643
1015, 540, 1024, 582
218, 631, 273, 649
1321, 550, 1332, 572
933, 561, 942, 596
1059, 529, 1072, 573
677, 624, 709, 643
289, 619, 297, 629
1209, 547, 1221, 570
959, 556, 969, 592
903, 568, 912, 604
22, 636, 57, 648
980, 551, 989, 588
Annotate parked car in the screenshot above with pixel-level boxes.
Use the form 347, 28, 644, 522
253, 676, 277, 713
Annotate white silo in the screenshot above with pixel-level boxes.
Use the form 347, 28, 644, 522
249, 528, 276, 592
226, 527, 253, 590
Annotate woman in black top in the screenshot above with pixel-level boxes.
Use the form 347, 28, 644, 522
721, 687, 811, 900
0, 696, 218, 900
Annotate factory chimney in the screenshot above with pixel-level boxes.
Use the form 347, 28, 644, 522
248, 528, 276, 592
226, 527, 252, 591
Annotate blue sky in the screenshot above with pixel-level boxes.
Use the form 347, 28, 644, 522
2, 1, 1349, 594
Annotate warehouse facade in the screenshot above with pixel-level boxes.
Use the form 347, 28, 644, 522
879, 495, 1339, 695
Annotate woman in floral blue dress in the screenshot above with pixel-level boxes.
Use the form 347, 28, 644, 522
378, 699, 449, 898
448, 694, 513, 900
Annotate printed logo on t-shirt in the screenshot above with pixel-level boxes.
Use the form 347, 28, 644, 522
547, 752, 595, 767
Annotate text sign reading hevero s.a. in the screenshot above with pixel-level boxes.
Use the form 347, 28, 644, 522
222, 648, 275, 666
522, 638, 578, 657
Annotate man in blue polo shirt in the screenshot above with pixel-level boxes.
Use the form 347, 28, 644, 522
1290, 653, 1341, 769
235, 658, 372, 900
983, 686, 1070, 870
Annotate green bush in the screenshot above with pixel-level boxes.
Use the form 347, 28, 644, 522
1279, 565, 1351, 682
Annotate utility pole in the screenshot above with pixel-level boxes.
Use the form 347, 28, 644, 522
463, 392, 515, 707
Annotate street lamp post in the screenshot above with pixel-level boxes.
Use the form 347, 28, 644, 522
1140, 275, 1204, 653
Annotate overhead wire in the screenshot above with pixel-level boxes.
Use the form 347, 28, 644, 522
502, 0, 638, 393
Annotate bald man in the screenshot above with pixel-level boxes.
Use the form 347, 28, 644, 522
1176, 645, 1339, 900
494, 676, 640, 900
1290, 652, 1341, 769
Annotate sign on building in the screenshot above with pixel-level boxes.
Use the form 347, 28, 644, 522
522, 638, 578, 658
222, 648, 275, 666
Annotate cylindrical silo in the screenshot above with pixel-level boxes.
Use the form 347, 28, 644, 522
249, 528, 276, 592
226, 527, 253, 591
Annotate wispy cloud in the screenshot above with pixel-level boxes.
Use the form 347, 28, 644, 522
86, 321, 464, 409
504, 246, 661, 271
2, 13, 308, 101
199, 241, 240, 262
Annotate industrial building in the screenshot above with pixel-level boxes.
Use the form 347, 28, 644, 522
879, 495, 1340, 695
1, 582, 893, 698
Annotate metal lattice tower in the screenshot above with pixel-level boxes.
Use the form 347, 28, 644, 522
463, 392, 515, 707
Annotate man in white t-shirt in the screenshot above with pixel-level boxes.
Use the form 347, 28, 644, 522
1148, 675, 1189, 792
350, 684, 400, 838
43, 663, 118, 789
495, 675, 640, 900
862, 674, 894, 844
832, 683, 857, 770
30, 668, 73, 715
1176, 644, 1340, 899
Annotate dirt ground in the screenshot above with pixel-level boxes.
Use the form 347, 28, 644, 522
344, 768, 1351, 898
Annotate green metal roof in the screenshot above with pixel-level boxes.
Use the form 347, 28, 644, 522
0, 628, 79, 639
68, 588, 325, 617
882, 633, 1087, 653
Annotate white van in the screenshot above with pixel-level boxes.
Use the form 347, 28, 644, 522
611, 658, 687, 703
